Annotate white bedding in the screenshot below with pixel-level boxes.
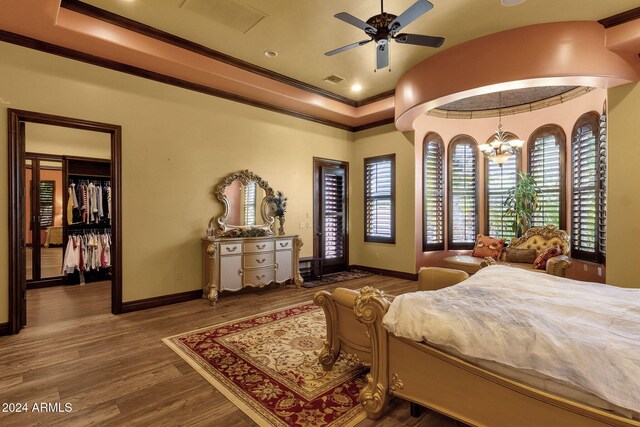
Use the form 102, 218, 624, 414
382, 265, 640, 415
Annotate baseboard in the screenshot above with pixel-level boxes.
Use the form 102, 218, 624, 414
27, 278, 65, 290
0, 322, 10, 336
350, 265, 418, 281
121, 289, 202, 313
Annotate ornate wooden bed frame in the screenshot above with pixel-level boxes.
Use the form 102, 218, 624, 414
316, 269, 640, 427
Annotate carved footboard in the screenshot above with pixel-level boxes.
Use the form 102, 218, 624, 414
353, 287, 392, 419
314, 288, 373, 371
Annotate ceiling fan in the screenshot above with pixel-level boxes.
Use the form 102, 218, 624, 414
325, 0, 445, 70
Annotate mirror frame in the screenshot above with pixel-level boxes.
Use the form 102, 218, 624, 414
209, 170, 275, 236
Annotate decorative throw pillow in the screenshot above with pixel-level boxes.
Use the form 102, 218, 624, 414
505, 247, 538, 264
533, 246, 563, 270
471, 235, 505, 260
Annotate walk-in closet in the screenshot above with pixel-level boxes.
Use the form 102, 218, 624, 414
19, 120, 116, 327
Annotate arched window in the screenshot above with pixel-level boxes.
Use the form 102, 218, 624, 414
528, 125, 566, 229
448, 135, 478, 249
571, 112, 602, 262
423, 133, 445, 251
598, 102, 607, 260
485, 132, 521, 239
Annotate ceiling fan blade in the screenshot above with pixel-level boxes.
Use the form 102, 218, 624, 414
376, 44, 389, 69
325, 39, 372, 56
388, 0, 433, 35
335, 12, 377, 35
394, 33, 444, 48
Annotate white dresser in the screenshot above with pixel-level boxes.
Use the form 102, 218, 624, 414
201, 235, 303, 304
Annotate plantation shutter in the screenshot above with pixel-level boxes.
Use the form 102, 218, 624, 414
598, 108, 607, 259
365, 155, 395, 243
449, 140, 477, 249
322, 169, 345, 259
423, 137, 444, 250
571, 115, 599, 260
39, 181, 55, 227
529, 130, 563, 228
243, 182, 256, 225
486, 155, 518, 239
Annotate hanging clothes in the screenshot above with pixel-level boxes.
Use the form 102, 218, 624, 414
62, 231, 112, 284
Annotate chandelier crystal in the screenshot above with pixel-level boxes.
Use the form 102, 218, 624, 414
479, 93, 524, 166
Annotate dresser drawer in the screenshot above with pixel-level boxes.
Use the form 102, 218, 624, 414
245, 239, 274, 253
220, 242, 242, 255
244, 252, 274, 268
243, 267, 275, 287
275, 238, 293, 251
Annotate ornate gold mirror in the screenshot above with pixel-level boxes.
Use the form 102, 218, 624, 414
209, 170, 275, 236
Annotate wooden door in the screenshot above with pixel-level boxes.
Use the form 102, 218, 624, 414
313, 158, 348, 274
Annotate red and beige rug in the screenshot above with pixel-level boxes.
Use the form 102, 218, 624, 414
163, 303, 367, 427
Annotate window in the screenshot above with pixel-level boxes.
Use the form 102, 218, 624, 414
39, 180, 55, 227
485, 133, 520, 240
448, 136, 478, 249
423, 133, 445, 251
598, 103, 607, 259
571, 113, 601, 261
528, 125, 565, 229
365, 154, 395, 243
243, 182, 256, 226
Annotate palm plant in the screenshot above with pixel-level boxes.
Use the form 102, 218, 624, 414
503, 173, 540, 236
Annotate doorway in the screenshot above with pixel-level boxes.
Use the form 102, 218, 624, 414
313, 157, 349, 275
8, 109, 122, 334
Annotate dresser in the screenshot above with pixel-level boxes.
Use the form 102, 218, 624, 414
201, 235, 303, 304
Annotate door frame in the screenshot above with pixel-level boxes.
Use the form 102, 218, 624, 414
313, 157, 349, 273
8, 109, 123, 334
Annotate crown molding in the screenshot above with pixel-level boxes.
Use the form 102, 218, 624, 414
0, 30, 364, 131
598, 7, 640, 28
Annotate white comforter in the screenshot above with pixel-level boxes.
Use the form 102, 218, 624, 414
383, 265, 640, 413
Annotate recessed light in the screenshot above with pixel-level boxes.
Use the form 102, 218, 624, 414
264, 50, 278, 58
351, 84, 362, 92
501, 0, 526, 6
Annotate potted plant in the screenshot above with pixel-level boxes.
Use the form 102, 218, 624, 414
266, 191, 287, 236
502, 172, 540, 236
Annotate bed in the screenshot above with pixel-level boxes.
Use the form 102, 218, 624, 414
319, 266, 640, 426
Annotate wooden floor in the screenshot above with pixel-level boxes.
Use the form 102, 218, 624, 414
0, 275, 461, 427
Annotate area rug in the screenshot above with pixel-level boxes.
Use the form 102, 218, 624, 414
163, 303, 367, 427
301, 269, 374, 289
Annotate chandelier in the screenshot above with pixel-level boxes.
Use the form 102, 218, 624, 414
478, 93, 524, 165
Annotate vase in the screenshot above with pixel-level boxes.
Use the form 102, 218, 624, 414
278, 216, 285, 236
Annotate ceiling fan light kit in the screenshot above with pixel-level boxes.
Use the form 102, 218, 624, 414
325, 0, 445, 70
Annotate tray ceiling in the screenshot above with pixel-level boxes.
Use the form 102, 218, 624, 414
77, 0, 640, 101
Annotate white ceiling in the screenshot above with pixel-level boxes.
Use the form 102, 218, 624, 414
79, 0, 639, 100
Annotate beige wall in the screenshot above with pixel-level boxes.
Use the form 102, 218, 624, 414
0, 41, 355, 322
607, 82, 640, 288
351, 125, 416, 274
26, 122, 111, 159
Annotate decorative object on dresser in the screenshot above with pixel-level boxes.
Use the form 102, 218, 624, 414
266, 190, 287, 236
202, 170, 303, 304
